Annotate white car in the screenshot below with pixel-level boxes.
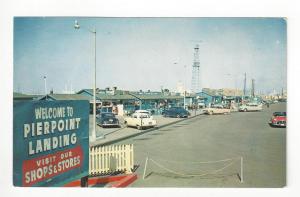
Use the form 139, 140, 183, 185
124, 111, 157, 130
203, 105, 231, 115
239, 103, 263, 112
134, 110, 151, 115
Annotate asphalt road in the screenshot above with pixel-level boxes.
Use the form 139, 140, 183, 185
116, 103, 286, 187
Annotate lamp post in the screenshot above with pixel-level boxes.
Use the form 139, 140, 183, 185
74, 20, 100, 141
128, 92, 142, 110
183, 65, 187, 110
43, 76, 47, 95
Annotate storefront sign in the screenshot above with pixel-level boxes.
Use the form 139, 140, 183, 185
13, 100, 89, 186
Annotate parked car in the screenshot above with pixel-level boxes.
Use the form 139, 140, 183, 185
124, 111, 157, 130
203, 105, 230, 115
96, 112, 120, 128
101, 106, 113, 113
269, 112, 286, 127
239, 103, 263, 112
134, 109, 151, 115
198, 102, 205, 108
163, 107, 190, 118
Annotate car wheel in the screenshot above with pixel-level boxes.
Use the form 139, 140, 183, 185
209, 111, 213, 115
137, 125, 142, 130
124, 121, 128, 127
244, 108, 247, 112
176, 114, 180, 118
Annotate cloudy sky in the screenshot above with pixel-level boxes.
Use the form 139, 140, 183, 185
14, 17, 286, 94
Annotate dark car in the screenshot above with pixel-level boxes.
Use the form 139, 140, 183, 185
163, 107, 189, 118
269, 112, 286, 127
96, 112, 120, 128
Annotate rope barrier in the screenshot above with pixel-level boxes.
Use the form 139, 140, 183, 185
136, 143, 241, 163
148, 156, 240, 164
148, 158, 237, 178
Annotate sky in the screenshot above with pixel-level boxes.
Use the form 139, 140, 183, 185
13, 17, 287, 95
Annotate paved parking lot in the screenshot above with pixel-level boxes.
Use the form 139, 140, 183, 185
89, 110, 203, 146
114, 103, 286, 187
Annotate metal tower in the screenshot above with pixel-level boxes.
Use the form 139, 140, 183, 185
191, 44, 201, 93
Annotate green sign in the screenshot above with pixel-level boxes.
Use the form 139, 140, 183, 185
13, 100, 89, 187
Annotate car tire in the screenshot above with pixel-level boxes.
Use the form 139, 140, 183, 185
209, 111, 213, 115
137, 125, 142, 130
124, 121, 128, 127
176, 114, 180, 118
244, 108, 247, 112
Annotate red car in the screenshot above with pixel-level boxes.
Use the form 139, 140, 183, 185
269, 112, 286, 127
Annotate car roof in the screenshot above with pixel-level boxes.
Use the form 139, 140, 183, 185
273, 112, 286, 116
169, 107, 184, 109
101, 112, 114, 115
135, 110, 150, 113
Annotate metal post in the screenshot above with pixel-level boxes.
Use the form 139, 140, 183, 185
243, 73, 246, 96
143, 157, 149, 180
74, 21, 101, 141
140, 100, 142, 110
184, 65, 187, 110
80, 176, 89, 187
183, 91, 186, 109
240, 157, 244, 183
92, 29, 98, 141
43, 76, 47, 95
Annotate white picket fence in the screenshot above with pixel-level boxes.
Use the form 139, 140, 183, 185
89, 144, 134, 175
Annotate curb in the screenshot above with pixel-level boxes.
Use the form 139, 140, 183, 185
92, 112, 203, 147
110, 174, 137, 188
64, 174, 137, 187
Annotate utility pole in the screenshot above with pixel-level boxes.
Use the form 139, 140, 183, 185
243, 73, 246, 96
251, 79, 255, 97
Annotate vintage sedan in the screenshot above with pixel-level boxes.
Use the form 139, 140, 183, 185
134, 110, 151, 115
163, 107, 190, 118
239, 103, 263, 112
203, 105, 231, 115
124, 111, 157, 130
96, 112, 120, 128
269, 112, 286, 127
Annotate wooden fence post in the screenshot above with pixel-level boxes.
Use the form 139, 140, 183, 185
125, 145, 132, 174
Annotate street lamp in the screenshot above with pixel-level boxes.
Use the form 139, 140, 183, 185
128, 92, 142, 110
74, 20, 101, 142
183, 65, 187, 110
43, 76, 47, 95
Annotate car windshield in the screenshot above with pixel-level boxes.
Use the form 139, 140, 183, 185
213, 105, 223, 108
170, 107, 185, 112
139, 114, 150, 118
273, 112, 286, 117
101, 113, 115, 118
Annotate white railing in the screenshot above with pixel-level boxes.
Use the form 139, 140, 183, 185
89, 144, 134, 175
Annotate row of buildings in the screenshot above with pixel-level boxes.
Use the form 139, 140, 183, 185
14, 87, 284, 114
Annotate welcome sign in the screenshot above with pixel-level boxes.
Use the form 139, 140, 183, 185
13, 100, 89, 186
